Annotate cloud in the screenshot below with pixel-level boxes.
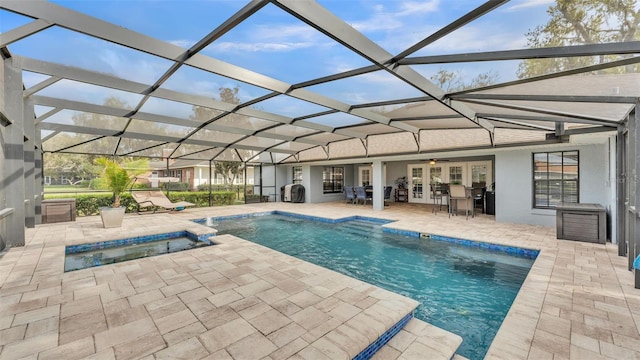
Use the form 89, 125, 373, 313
167, 39, 196, 48
205, 23, 333, 53
396, 0, 440, 17
350, 0, 439, 33
211, 41, 316, 52
507, 0, 554, 11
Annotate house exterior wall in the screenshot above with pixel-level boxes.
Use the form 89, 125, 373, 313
495, 139, 613, 228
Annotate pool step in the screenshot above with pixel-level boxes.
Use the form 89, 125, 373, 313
371, 318, 463, 360
339, 222, 384, 238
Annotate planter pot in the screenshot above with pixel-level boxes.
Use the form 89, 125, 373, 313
99, 206, 126, 228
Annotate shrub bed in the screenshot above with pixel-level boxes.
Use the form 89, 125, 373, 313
45, 191, 236, 216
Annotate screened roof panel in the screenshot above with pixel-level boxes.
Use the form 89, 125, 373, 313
305, 112, 370, 128
189, 129, 246, 144
0, 8, 32, 31
394, 117, 478, 130
368, 133, 419, 155
235, 136, 285, 149
305, 70, 426, 105
494, 128, 548, 144
8, 26, 173, 84
4, 0, 637, 164
321, 0, 484, 55
40, 110, 128, 131
34, 105, 55, 118
254, 95, 332, 118
471, 100, 631, 122
34, 79, 144, 108
202, 2, 372, 84
260, 124, 319, 138
212, 114, 277, 131
420, 129, 491, 151
126, 119, 193, 138
23, 71, 52, 90
329, 138, 366, 158
138, 97, 199, 119
172, 144, 216, 157
297, 146, 328, 162
177, 148, 223, 161
64, 136, 119, 155
116, 139, 169, 156
339, 123, 401, 137
300, 132, 350, 145
271, 142, 317, 153
126, 144, 179, 159
41, 132, 102, 152
213, 148, 247, 162
160, 65, 272, 101
383, 100, 460, 119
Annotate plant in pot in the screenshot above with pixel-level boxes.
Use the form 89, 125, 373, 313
95, 157, 148, 228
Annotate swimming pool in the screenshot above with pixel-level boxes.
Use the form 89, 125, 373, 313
205, 213, 537, 360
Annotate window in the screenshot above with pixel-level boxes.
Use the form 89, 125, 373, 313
167, 170, 182, 180
533, 151, 579, 208
322, 167, 344, 194
292, 166, 302, 184
449, 166, 462, 185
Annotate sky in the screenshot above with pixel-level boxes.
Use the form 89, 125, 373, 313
0, 0, 556, 123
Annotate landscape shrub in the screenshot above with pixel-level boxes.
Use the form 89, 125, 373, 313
45, 191, 236, 216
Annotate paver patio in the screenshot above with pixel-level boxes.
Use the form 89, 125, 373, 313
0, 202, 639, 359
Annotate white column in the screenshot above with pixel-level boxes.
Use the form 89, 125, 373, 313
1, 57, 26, 246
372, 160, 383, 210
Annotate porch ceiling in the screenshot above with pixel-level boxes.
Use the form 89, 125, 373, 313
1, 0, 639, 164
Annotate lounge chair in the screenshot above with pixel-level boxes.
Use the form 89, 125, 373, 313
131, 190, 195, 213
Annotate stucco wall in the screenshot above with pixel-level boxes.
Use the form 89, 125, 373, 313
495, 140, 613, 228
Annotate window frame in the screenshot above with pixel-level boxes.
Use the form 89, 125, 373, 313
322, 166, 344, 194
532, 150, 579, 209
292, 166, 302, 185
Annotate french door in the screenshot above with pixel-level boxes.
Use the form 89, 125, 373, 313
408, 164, 427, 203
409, 161, 492, 203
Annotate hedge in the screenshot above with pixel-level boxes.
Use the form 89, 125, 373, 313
45, 191, 236, 216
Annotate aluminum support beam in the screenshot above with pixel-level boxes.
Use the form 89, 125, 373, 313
272, 0, 491, 133
451, 56, 640, 96
451, 93, 639, 104
617, 124, 626, 256
393, 1, 508, 61
457, 99, 621, 127
1, 57, 26, 246
0, 19, 53, 47
402, 41, 640, 65
23, 99, 36, 228
633, 104, 640, 288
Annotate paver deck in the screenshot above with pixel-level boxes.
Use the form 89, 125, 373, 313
1, 201, 639, 359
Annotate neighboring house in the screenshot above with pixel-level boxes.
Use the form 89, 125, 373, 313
150, 159, 254, 191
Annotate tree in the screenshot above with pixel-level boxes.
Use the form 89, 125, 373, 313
517, 0, 640, 78
214, 161, 244, 191
191, 86, 248, 191
430, 69, 499, 92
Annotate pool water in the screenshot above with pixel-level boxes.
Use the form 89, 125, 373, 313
210, 214, 536, 360
64, 237, 211, 272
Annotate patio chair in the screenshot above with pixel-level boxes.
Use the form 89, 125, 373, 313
448, 185, 474, 220
355, 186, 369, 205
383, 186, 392, 206
345, 186, 356, 204
430, 183, 446, 214
131, 190, 195, 213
